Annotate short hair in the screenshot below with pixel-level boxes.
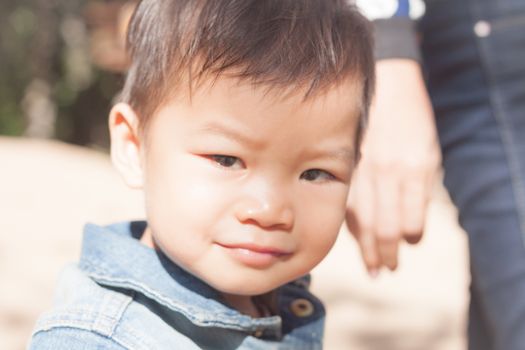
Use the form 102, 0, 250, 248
121, 0, 375, 146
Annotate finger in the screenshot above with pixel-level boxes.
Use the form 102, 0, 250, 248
374, 175, 401, 270
346, 208, 380, 272
377, 238, 399, 271
400, 176, 428, 244
359, 230, 381, 277
345, 205, 359, 239
346, 172, 380, 273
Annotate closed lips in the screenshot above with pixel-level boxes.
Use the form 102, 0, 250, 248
216, 242, 292, 256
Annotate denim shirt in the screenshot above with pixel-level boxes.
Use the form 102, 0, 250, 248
29, 222, 325, 349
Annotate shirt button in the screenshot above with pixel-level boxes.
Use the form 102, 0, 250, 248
474, 20, 491, 37
253, 329, 264, 338
290, 298, 314, 318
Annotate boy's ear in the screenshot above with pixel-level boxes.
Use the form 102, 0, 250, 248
109, 103, 144, 189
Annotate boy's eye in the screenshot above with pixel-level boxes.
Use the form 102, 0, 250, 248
209, 155, 244, 169
300, 169, 336, 182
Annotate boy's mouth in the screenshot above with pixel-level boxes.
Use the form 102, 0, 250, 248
216, 242, 292, 268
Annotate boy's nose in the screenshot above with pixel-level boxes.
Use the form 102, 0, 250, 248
234, 194, 294, 231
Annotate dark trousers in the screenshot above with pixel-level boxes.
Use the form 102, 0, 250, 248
420, 1, 525, 349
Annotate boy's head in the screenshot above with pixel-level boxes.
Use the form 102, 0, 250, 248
120, 0, 374, 141
109, 0, 374, 313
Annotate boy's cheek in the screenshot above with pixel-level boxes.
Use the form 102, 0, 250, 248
298, 197, 347, 235
312, 206, 347, 249
145, 170, 231, 221
298, 183, 349, 214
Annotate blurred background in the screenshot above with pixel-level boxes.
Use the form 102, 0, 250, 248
0, 0, 133, 148
0, 1, 469, 349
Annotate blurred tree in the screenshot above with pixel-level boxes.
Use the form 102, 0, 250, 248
0, 0, 127, 149
0, 0, 35, 136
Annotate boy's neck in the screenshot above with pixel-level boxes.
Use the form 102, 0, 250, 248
222, 293, 261, 318
140, 226, 156, 248
223, 292, 277, 318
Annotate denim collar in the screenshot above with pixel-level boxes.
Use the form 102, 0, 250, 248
78, 222, 323, 339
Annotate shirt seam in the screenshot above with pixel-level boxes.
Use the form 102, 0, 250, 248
83, 268, 282, 331
32, 315, 152, 350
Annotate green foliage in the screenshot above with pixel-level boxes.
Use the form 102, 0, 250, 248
0, 0, 121, 148
0, 3, 35, 135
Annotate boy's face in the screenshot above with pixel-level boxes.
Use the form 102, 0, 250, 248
111, 77, 362, 299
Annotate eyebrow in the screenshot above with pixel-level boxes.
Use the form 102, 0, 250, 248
309, 148, 356, 165
198, 121, 356, 164
197, 122, 264, 148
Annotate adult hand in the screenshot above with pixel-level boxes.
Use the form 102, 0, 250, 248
346, 59, 441, 276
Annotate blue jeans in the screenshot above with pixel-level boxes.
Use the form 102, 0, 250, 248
420, 1, 525, 349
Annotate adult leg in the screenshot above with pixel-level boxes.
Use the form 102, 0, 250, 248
421, 1, 525, 348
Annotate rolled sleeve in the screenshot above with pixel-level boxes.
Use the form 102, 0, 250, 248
374, 17, 421, 61
355, 0, 424, 61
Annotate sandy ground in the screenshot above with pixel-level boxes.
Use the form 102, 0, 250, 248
0, 137, 468, 349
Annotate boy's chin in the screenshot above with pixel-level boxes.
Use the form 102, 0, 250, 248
208, 276, 285, 297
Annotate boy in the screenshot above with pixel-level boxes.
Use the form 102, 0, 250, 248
30, 0, 374, 348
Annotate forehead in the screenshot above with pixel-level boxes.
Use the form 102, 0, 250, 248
170, 73, 363, 118
147, 78, 362, 163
